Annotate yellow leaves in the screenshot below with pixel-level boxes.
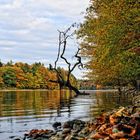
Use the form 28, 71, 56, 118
0, 62, 76, 89
77, 0, 140, 87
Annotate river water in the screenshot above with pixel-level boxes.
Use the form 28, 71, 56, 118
0, 90, 131, 140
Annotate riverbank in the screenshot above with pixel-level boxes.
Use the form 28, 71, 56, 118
1, 90, 138, 140
0, 89, 51, 92
23, 103, 140, 140
0, 88, 118, 94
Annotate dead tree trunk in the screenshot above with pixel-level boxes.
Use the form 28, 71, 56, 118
49, 24, 83, 95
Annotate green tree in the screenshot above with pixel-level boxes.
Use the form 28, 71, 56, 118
2, 67, 17, 87
0, 61, 77, 89
0, 60, 3, 67
21, 63, 31, 73
0, 68, 4, 87
77, 0, 140, 91
6, 60, 13, 66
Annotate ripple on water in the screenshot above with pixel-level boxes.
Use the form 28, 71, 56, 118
0, 90, 130, 139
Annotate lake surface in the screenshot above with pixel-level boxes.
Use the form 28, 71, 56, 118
0, 90, 131, 140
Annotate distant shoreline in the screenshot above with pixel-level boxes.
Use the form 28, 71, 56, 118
79, 89, 118, 93
0, 89, 118, 92
0, 89, 53, 92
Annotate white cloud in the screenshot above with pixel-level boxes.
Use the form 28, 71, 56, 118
0, 40, 17, 46
27, 0, 88, 17
0, 0, 89, 78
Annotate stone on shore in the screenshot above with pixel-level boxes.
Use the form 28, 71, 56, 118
25, 105, 140, 140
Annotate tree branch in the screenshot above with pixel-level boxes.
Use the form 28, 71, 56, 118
49, 24, 83, 94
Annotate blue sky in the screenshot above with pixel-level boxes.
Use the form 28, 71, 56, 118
0, 0, 89, 78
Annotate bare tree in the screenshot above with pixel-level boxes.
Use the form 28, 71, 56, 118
49, 24, 83, 95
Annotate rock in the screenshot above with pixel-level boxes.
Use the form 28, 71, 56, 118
63, 121, 72, 129
65, 135, 85, 140
9, 136, 15, 139
62, 128, 71, 134
25, 105, 140, 140
49, 133, 63, 140
78, 127, 90, 136
63, 120, 85, 130
72, 120, 85, 131
9, 136, 22, 140
52, 122, 61, 130
42, 134, 54, 138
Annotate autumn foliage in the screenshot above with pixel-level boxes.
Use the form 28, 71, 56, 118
77, 0, 140, 91
0, 61, 77, 89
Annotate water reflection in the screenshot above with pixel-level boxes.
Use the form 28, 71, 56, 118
0, 90, 131, 139
90, 90, 131, 116
0, 90, 74, 118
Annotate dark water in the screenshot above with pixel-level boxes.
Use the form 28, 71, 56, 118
0, 90, 131, 140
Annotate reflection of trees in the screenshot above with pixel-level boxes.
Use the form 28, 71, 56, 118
90, 91, 131, 117
1, 92, 16, 117
95, 91, 117, 112
0, 90, 75, 118
57, 90, 73, 118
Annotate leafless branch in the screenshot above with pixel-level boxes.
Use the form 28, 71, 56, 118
50, 24, 83, 94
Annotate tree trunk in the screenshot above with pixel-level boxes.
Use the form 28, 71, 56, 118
49, 25, 83, 95
66, 83, 81, 95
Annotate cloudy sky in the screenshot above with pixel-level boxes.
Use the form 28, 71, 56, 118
0, 0, 89, 78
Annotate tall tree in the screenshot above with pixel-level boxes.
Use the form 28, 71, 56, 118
77, 0, 140, 92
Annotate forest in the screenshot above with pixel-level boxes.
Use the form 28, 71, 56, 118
77, 0, 140, 94
0, 0, 139, 94
0, 61, 77, 89
0, 0, 140, 139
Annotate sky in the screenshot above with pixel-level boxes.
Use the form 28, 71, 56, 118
0, 0, 90, 79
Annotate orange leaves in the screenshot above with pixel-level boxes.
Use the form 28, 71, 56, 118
77, 0, 140, 88
0, 62, 73, 89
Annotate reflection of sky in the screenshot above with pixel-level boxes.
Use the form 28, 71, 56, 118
0, 0, 89, 78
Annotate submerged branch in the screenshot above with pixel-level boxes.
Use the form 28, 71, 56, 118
50, 25, 83, 94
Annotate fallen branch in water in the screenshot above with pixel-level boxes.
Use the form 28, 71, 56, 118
49, 24, 83, 95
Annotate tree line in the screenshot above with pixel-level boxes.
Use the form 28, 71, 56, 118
0, 61, 77, 89
77, 0, 140, 94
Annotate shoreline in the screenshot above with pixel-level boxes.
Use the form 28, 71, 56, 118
1, 89, 139, 140
0, 89, 118, 92
0, 89, 51, 92
24, 105, 140, 140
